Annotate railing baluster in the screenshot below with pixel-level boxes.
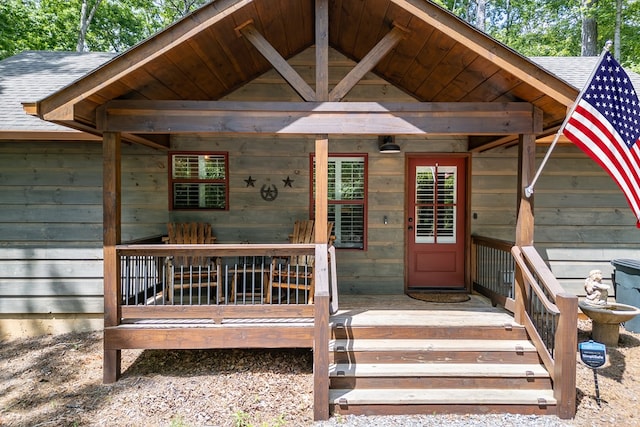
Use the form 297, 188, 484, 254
117, 244, 323, 308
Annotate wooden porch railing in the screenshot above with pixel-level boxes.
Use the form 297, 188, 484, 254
472, 236, 578, 419
470, 235, 516, 312
110, 242, 335, 421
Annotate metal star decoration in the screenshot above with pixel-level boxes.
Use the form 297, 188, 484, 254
244, 176, 256, 187
283, 176, 294, 187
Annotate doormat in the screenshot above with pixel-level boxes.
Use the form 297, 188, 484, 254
408, 292, 470, 303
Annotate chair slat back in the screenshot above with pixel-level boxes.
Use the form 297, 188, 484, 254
289, 220, 334, 264
167, 222, 214, 266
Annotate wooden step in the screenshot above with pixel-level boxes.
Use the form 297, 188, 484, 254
330, 362, 550, 377
331, 324, 528, 340
328, 298, 555, 417
330, 374, 552, 390
329, 362, 551, 389
329, 388, 557, 416
329, 338, 541, 364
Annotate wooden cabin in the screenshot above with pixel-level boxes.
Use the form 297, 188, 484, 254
3, 0, 640, 420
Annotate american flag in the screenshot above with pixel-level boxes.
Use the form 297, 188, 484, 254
563, 51, 640, 226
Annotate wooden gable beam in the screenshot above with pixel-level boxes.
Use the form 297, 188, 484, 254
329, 24, 408, 102
392, 0, 575, 106
97, 100, 543, 135
236, 20, 316, 102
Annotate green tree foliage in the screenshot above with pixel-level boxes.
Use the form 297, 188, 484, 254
0, 0, 208, 60
0, 1, 34, 58
1, 0, 638, 74
436, 0, 640, 72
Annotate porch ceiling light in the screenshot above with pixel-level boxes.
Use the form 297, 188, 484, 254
379, 135, 400, 153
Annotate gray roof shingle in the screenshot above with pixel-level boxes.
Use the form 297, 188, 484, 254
0, 51, 115, 134
530, 56, 640, 95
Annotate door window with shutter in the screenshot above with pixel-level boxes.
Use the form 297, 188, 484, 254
169, 152, 229, 210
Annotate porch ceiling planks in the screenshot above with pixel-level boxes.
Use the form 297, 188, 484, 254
37, 0, 258, 121
96, 100, 543, 135
387, 0, 575, 106
33, 0, 578, 151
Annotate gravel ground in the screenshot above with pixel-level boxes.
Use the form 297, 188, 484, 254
0, 318, 638, 427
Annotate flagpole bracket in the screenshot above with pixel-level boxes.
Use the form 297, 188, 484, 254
524, 186, 534, 198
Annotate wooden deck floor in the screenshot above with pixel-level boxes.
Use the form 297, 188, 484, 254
332, 294, 517, 327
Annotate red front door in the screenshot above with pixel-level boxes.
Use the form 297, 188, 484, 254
406, 156, 467, 290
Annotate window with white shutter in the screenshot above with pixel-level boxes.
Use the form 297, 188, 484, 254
170, 153, 228, 210
313, 155, 367, 249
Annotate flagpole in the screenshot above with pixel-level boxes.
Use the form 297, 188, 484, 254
524, 41, 613, 198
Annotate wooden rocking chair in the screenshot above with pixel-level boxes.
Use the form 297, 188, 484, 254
267, 220, 334, 304
164, 222, 221, 303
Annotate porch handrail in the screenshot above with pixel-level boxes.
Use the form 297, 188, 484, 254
511, 245, 577, 419
117, 243, 316, 257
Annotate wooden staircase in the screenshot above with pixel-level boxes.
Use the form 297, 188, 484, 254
328, 301, 557, 416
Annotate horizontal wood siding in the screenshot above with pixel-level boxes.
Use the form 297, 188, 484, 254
0, 141, 167, 315
472, 144, 640, 297
169, 48, 467, 295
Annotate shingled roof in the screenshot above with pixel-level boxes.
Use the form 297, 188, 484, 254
0, 51, 115, 139
531, 56, 640, 94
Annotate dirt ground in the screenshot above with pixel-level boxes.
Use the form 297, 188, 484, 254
1, 319, 639, 427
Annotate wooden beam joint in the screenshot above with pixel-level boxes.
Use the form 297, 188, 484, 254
237, 21, 316, 102
329, 24, 408, 102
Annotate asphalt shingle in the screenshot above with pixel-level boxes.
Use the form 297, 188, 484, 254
0, 50, 115, 133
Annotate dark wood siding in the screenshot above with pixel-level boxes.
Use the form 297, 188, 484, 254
0, 142, 167, 314
472, 144, 640, 296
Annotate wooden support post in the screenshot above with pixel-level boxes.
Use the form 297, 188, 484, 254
514, 133, 536, 323
470, 238, 477, 288
315, 136, 328, 244
313, 244, 330, 421
554, 293, 578, 419
315, 0, 329, 101
103, 131, 122, 383
516, 133, 535, 246
313, 3, 329, 413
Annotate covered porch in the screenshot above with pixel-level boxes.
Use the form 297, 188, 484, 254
104, 234, 578, 419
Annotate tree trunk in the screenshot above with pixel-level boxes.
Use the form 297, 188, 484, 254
581, 0, 598, 56
76, 0, 103, 52
476, 0, 487, 32
614, 0, 622, 60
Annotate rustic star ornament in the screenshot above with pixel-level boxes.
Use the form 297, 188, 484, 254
244, 176, 256, 187
283, 176, 294, 187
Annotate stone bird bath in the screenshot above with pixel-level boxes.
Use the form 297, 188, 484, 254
579, 301, 640, 347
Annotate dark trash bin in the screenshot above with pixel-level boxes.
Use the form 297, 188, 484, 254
611, 258, 640, 332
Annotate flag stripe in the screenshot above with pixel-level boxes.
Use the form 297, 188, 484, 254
562, 51, 640, 226
564, 120, 640, 216
569, 102, 640, 197
564, 124, 640, 218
